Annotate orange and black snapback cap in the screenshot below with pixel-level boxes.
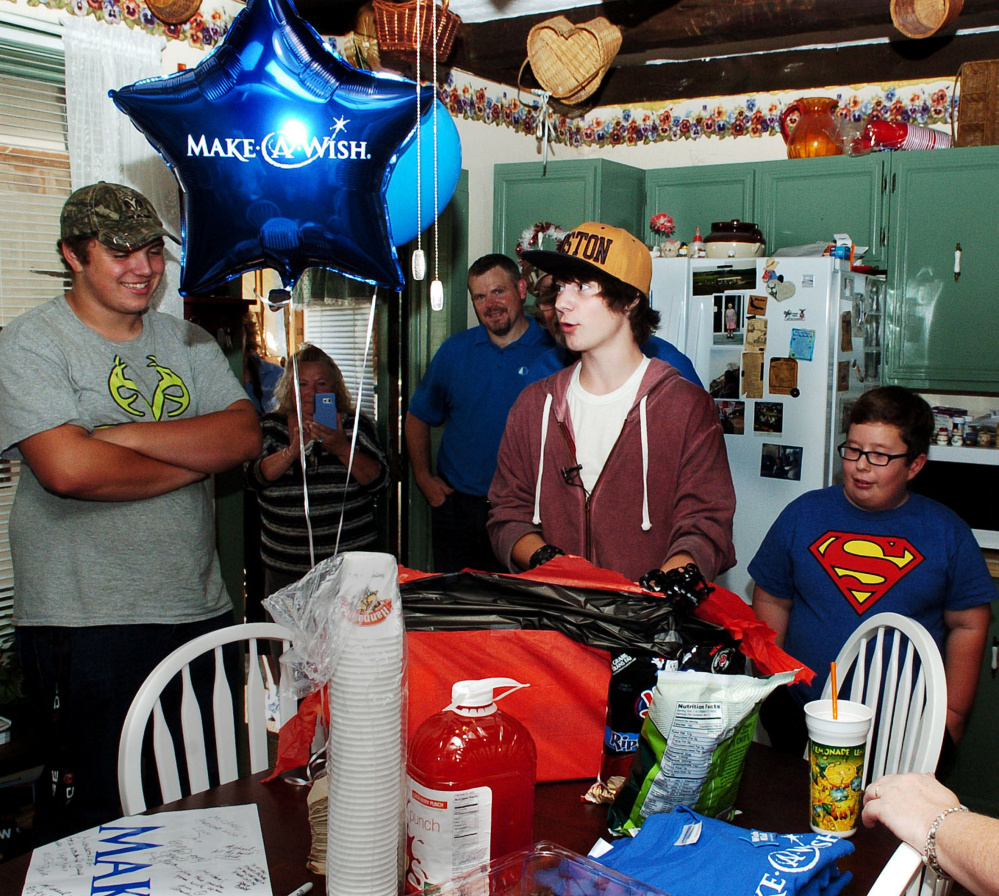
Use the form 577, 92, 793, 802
520, 221, 652, 297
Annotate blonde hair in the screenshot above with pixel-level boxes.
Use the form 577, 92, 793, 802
273, 344, 353, 417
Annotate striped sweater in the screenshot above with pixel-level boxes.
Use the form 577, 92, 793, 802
246, 412, 390, 573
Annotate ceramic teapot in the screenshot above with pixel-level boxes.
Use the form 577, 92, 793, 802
779, 97, 844, 159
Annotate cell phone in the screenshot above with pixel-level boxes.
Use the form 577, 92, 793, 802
313, 393, 338, 429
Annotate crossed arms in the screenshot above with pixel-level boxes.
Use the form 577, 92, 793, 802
19, 400, 262, 502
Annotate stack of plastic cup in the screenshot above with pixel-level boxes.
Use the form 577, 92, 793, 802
325, 552, 406, 896
900, 124, 952, 150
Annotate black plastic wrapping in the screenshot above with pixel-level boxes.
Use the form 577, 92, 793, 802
399, 570, 734, 655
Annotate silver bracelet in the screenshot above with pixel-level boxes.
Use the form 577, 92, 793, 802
923, 804, 967, 877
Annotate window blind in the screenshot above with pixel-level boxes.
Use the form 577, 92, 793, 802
303, 300, 379, 423
0, 30, 70, 648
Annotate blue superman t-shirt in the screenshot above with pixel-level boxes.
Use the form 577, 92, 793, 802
749, 486, 995, 704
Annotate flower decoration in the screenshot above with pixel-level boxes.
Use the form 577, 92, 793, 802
650, 213, 676, 236
517, 221, 568, 256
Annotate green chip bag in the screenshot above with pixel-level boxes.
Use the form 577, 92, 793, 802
608, 668, 798, 835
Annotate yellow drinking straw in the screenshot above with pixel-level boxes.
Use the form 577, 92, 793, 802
830, 662, 838, 720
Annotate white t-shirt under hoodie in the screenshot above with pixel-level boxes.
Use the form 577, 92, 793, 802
567, 357, 651, 493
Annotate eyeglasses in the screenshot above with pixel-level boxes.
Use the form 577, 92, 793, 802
837, 443, 909, 466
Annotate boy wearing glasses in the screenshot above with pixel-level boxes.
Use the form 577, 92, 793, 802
750, 386, 993, 759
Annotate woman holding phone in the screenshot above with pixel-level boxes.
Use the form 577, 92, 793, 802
246, 343, 390, 597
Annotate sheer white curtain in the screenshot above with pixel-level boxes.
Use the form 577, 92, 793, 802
62, 16, 183, 316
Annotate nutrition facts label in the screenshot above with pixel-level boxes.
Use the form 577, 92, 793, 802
405, 783, 492, 892
642, 701, 725, 814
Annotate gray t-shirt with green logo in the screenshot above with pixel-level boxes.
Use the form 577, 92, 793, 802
0, 296, 248, 626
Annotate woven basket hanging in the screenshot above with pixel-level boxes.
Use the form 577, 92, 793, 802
890, 0, 963, 38
372, 0, 461, 62
145, 0, 201, 26
526, 16, 622, 105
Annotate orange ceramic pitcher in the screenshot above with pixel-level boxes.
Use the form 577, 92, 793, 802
779, 97, 844, 159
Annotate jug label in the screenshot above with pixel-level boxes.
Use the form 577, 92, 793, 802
405, 779, 492, 893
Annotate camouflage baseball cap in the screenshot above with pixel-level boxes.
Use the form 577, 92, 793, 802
60, 181, 178, 250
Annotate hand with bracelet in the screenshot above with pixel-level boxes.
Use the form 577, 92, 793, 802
862, 773, 999, 894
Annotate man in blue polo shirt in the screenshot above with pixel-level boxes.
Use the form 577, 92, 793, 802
405, 254, 553, 572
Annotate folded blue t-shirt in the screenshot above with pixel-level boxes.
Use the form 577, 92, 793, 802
598, 806, 855, 896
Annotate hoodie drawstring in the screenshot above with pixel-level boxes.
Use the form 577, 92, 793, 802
639, 395, 651, 531
533, 393, 553, 525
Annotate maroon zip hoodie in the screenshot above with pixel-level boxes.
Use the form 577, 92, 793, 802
487, 359, 736, 583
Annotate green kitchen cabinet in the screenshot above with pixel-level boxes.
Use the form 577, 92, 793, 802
884, 145, 999, 391
493, 159, 644, 256
645, 162, 756, 247
754, 154, 888, 265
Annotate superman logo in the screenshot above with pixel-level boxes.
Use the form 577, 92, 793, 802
809, 531, 924, 614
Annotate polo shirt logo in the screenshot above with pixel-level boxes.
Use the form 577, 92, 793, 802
562, 231, 612, 265
810, 531, 924, 614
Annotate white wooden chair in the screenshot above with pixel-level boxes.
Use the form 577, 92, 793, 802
821, 612, 946, 785
817, 612, 948, 896
866, 844, 925, 896
117, 622, 295, 814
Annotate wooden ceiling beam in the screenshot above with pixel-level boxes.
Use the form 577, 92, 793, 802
292, 0, 999, 105
588, 31, 999, 106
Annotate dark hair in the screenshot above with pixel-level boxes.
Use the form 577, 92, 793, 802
467, 253, 522, 290
535, 274, 557, 308
557, 270, 661, 345
57, 234, 94, 271
848, 386, 934, 460
274, 343, 353, 417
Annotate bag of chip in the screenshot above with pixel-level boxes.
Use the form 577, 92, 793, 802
607, 668, 798, 834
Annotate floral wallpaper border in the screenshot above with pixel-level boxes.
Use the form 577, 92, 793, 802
18, 0, 233, 48
438, 73, 955, 148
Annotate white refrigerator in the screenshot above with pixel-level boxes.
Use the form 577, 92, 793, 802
649, 256, 885, 601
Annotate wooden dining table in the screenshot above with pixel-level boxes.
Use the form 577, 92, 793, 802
0, 741, 899, 894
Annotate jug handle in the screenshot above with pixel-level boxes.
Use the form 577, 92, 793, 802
779, 100, 801, 144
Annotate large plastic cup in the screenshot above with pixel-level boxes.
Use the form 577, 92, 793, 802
804, 699, 874, 838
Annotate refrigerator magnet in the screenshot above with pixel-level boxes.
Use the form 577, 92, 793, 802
714, 295, 744, 344
837, 360, 850, 392
715, 399, 745, 435
788, 328, 816, 361
746, 318, 768, 352
840, 311, 854, 352
741, 353, 765, 399
754, 401, 784, 434
766, 274, 796, 302
768, 357, 798, 395
760, 444, 803, 481
747, 294, 768, 316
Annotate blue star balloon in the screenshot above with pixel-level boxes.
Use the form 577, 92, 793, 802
110, 0, 461, 295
